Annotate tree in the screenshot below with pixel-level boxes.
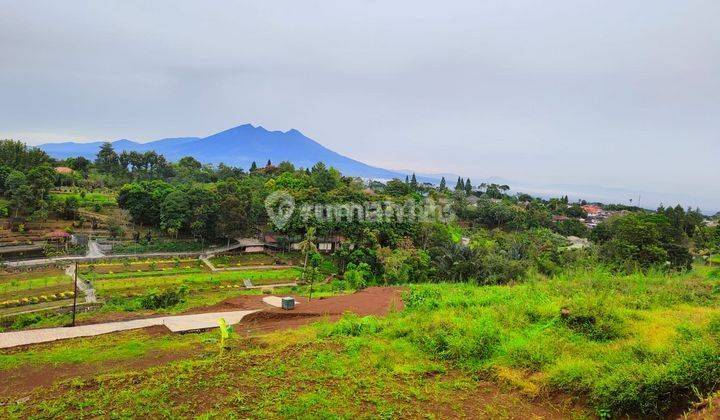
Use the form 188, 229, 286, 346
554, 219, 589, 237
160, 190, 190, 237
565, 204, 588, 219
216, 182, 251, 241
0, 165, 11, 195
597, 213, 692, 271
410, 173, 418, 188
0, 140, 51, 171
465, 178, 473, 195
249, 161, 258, 173
67, 156, 91, 176
310, 162, 341, 192
26, 164, 55, 204
455, 177, 464, 192
298, 227, 318, 285
475, 199, 523, 230
95, 143, 121, 175
439, 177, 446, 191
5, 171, 33, 217
117, 180, 175, 226
178, 156, 202, 170
61, 196, 80, 220
385, 179, 413, 197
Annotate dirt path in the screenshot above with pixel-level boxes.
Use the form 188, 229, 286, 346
200, 287, 405, 334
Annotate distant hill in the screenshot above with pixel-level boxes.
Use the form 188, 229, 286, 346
39, 124, 430, 182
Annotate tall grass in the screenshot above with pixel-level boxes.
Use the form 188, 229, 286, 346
327, 266, 720, 417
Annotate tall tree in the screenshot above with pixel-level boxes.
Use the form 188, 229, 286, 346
5, 171, 33, 217
455, 177, 465, 191
439, 177, 446, 191
95, 142, 121, 175
465, 178, 473, 195
249, 161, 258, 172
410, 173, 418, 188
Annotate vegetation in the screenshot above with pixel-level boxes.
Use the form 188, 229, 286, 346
2, 266, 717, 417
109, 240, 205, 254
3, 139, 720, 416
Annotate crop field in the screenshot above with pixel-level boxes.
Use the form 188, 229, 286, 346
209, 252, 300, 268
109, 240, 206, 254
0, 259, 303, 332
0, 269, 76, 314
86, 267, 302, 298
1, 266, 718, 418
79, 258, 204, 273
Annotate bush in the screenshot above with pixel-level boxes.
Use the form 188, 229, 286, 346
139, 285, 189, 309
320, 313, 382, 337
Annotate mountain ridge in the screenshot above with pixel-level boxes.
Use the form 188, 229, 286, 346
39, 124, 430, 182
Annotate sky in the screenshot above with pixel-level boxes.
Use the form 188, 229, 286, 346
1, 1, 718, 212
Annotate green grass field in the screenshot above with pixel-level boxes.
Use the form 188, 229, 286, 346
1, 266, 718, 417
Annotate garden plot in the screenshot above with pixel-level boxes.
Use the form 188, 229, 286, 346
0, 269, 78, 315
208, 252, 300, 268
84, 265, 303, 298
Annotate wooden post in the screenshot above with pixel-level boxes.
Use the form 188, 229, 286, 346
71, 260, 78, 327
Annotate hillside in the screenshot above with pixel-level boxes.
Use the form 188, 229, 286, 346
39, 124, 417, 181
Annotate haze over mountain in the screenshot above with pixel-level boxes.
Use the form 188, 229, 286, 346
39, 124, 414, 181
37, 122, 720, 213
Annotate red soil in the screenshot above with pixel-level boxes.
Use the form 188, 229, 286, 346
202, 286, 405, 334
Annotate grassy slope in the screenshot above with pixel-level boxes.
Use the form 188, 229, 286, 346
1, 267, 718, 418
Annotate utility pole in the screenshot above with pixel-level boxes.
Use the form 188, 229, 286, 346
71, 260, 78, 327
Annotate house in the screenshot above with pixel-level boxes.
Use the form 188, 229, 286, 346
235, 237, 267, 253
581, 205, 602, 216
54, 166, 74, 175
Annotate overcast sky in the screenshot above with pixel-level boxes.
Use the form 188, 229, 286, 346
1, 1, 718, 211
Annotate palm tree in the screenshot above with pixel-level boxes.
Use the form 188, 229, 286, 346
298, 227, 318, 283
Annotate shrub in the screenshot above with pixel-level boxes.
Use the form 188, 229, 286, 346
139, 285, 189, 309
403, 287, 442, 311
321, 313, 382, 337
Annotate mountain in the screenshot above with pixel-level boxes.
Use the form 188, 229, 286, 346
39, 124, 423, 181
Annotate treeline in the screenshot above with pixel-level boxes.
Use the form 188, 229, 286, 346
0, 140, 56, 218
3, 138, 718, 278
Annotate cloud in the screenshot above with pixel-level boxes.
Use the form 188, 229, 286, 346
1, 0, 718, 210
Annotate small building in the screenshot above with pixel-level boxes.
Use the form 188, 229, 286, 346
581, 205, 603, 216
316, 235, 350, 252
54, 166, 74, 175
